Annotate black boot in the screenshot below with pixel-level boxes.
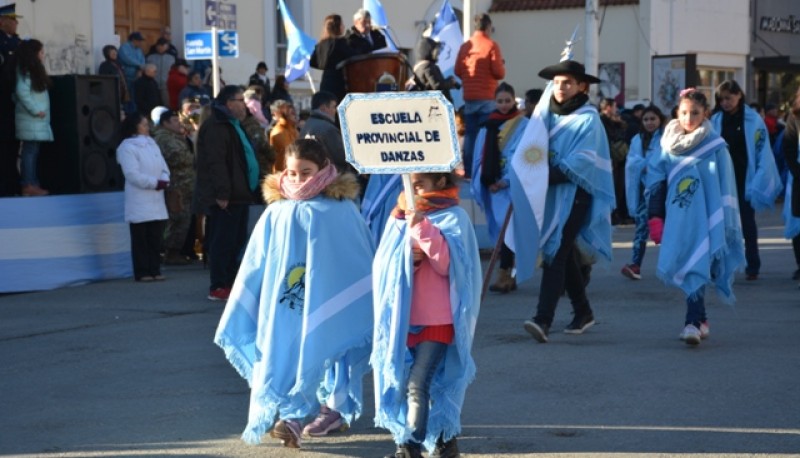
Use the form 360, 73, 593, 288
431, 436, 460, 458
384, 443, 423, 458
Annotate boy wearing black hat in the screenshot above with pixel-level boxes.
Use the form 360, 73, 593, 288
522, 60, 615, 343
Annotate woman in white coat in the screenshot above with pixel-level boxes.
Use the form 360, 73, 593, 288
116, 112, 170, 282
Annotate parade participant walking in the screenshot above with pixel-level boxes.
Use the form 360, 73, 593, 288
195, 86, 259, 301
116, 112, 170, 282
471, 82, 527, 293
521, 60, 614, 343
710, 80, 782, 281
455, 13, 505, 177
214, 138, 374, 448
647, 88, 744, 345
152, 110, 195, 265
372, 171, 481, 458
621, 105, 665, 280
14, 38, 53, 197
781, 88, 800, 281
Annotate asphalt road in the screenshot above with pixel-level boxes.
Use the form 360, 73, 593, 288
1, 208, 799, 457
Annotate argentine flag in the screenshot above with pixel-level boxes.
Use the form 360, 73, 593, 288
278, 0, 317, 82
429, 0, 463, 107
505, 28, 578, 284
363, 0, 399, 51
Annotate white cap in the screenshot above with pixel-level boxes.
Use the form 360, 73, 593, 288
150, 106, 170, 125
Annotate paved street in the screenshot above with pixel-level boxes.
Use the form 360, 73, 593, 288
1, 208, 799, 457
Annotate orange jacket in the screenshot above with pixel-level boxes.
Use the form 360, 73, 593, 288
455, 31, 505, 102
269, 117, 298, 172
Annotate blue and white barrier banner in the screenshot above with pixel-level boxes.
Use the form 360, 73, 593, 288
0, 192, 132, 293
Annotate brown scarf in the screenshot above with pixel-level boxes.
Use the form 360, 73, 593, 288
392, 185, 460, 219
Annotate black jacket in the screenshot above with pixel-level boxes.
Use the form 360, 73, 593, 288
783, 114, 800, 217
194, 105, 257, 212
345, 27, 387, 55
310, 37, 356, 101
134, 75, 162, 118
413, 37, 456, 102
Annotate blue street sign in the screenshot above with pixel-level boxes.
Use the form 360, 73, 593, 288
184, 30, 239, 60
205, 0, 237, 30
185, 31, 213, 60
218, 30, 239, 58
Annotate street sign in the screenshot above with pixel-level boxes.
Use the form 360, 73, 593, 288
217, 30, 238, 58
338, 91, 460, 175
184, 30, 239, 60
205, 0, 237, 30
185, 31, 213, 60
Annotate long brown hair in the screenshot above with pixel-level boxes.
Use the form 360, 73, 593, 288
17, 39, 51, 92
320, 14, 343, 40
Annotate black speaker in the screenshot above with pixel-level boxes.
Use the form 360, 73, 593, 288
39, 74, 124, 194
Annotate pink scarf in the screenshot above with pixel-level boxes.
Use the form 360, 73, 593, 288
279, 162, 339, 200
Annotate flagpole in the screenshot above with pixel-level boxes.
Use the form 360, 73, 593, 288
304, 71, 317, 93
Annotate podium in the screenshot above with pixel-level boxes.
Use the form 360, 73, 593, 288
338, 52, 409, 93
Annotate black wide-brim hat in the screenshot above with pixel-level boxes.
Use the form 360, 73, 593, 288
538, 60, 601, 84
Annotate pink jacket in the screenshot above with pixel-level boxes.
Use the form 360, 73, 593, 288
409, 217, 453, 326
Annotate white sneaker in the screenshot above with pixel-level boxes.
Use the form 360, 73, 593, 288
699, 321, 710, 339
679, 324, 701, 345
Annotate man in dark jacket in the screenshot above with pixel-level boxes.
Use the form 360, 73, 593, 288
134, 63, 163, 118
0, 4, 21, 196
299, 90, 350, 172
195, 86, 258, 300
413, 36, 459, 103
346, 8, 387, 55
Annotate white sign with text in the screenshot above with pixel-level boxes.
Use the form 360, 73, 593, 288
338, 91, 460, 174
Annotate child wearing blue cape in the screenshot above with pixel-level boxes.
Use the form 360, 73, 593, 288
471, 82, 528, 293
646, 89, 744, 346
621, 105, 665, 280
214, 139, 375, 447
372, 172, 482, 458
711, 80, 782, 281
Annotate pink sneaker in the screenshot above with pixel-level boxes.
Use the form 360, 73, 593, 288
303, 406, 346, 436
699, 321, 710, 339
621, 264, 641, 280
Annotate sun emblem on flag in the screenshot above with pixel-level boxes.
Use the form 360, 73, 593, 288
279, 264, 306, 312
672, 177, 699, 208
524, 147, 545, 164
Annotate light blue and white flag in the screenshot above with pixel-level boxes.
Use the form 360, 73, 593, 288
278, 0, 317, 82
505, 27, 578, 284
429, 0, 463, 107
363, 0, 399, 51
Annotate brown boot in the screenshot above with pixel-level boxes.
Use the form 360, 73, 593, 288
21, 184, 49, 197
489, 268, 516, 293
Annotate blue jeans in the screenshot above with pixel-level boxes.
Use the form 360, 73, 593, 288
406, 340, 448, 445
738, 196, 760, 275
630, 198, 649, 266
20, 141, 41, 187
462, 100, 494, 178
685, 286, 707, 327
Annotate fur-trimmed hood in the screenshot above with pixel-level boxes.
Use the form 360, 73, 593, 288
261, 172, 361, 203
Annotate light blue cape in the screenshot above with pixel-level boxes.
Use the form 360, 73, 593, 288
470, 115, 528, 240
362, 174, 403, 245
711, 105, 782, 210
625, 129, 662, 216
371, 205, 482, 451
214, 193, 375, 444
647, 130, 744, 301
538, 104, 615, 265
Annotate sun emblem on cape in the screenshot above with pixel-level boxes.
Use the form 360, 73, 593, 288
279, 264, 306, 311
672, 177, 699, 208
523, 147, 545, 164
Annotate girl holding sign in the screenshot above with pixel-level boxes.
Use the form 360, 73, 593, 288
214, 139, 375, 447
471, 82, 528, 293
372, 172, 482, 458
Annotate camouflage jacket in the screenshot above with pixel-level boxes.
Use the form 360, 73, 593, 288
152, 126, 196, 191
